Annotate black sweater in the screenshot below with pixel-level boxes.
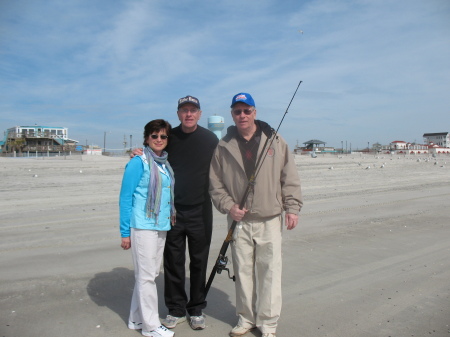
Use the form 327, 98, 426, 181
166, 125, 219, 206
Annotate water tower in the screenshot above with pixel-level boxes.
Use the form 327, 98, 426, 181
208, 115, 225, 139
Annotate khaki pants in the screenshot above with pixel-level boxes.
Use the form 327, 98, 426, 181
230, 215, 282, 334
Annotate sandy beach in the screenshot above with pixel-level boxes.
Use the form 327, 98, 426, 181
1, 153, 449, 337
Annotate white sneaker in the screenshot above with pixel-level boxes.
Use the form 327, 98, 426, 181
142, 325, 175, 337
229, 324, 256, 336
128, 321, 143, 330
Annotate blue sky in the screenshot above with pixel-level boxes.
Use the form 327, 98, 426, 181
1, 0, 449, 150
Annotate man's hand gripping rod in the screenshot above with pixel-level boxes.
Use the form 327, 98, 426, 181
205, 80, 303, 296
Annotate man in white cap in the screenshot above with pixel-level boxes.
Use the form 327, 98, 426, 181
132, 95, 218, 331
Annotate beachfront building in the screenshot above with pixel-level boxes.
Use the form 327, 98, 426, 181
294, 139, 337, 154
1, 125, 79, 154
387, 140, 429, 154
385, 140, 450, 155
423, 132, 449, 148
390, 140, 408, 150
428, 143, 450, 154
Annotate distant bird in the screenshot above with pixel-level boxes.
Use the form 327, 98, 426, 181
298, 30, 303, 34
329, 166, 333, 170
380, 164, 385, 168
33, 174, 38, 177
366, 166, 371, 169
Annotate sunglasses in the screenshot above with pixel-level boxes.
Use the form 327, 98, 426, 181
178, 108, 199, 113
232, 108, 254, 116
150, 134, 168, 140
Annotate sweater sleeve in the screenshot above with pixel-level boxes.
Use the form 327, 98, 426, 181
119, 157, 144, 237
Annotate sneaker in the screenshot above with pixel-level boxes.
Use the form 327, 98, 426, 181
161, 315, 186, 329
262, 334, 276, 337
229, 324, 256, 336
189, 315, 206, 330
128, 321, 143, 330
142, 325, 174, 337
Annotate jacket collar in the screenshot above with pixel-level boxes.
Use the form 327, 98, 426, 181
223, 120, 273, 143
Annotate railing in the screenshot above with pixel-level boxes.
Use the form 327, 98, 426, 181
7, 132, 67, 139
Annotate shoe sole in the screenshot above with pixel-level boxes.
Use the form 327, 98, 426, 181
142, 332, 175, 337
142, 327, 175, 337
190, 324, 205, 330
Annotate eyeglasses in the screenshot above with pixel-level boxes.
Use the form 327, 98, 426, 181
178, 108, 199, 113
150, 134, 168, 140
232, 108, 254, 116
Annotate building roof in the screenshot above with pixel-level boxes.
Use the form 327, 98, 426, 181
423, 132, 448, 137
303, 139, 326, 145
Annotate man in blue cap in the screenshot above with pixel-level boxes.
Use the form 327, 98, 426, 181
209, 93, 303, 337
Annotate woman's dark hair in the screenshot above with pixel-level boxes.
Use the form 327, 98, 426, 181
143, 119, 172, 146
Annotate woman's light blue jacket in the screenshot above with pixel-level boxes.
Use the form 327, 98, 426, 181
119, 155, 173, 237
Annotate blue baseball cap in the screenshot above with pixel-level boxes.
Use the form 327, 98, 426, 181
230, 93, 255, 108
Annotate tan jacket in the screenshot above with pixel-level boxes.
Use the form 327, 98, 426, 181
209, 121, 303, 219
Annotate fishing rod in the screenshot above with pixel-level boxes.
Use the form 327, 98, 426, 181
205, 80, 303, 296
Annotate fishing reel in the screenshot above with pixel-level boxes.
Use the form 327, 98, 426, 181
216, 255, 235, 281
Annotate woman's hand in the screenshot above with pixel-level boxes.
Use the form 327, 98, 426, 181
121, 237, 131, 250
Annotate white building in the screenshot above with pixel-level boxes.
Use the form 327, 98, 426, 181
423, 132, 449, 148
1, 125, 78, 153
387, 140, 429, 154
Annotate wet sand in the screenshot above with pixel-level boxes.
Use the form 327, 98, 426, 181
1, 154, 449, 337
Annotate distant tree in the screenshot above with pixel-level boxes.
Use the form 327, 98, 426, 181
7, 138, 25, 153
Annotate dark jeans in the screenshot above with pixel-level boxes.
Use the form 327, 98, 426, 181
164, 200, 213, 317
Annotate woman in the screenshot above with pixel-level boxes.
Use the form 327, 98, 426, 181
119, 119, 176, 337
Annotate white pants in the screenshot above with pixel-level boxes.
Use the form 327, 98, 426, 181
129, 228, 167, 331
230, 215, 282, 334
